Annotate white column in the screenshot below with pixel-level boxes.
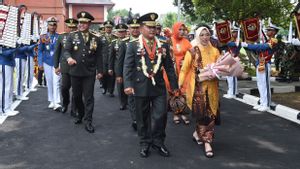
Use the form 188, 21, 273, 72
104, 6, 108, 21
69, 4, 73, 18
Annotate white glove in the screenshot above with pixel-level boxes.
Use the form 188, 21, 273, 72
291, 38, 300, 46
241, 42, 248, 48
17, 38, 22, 44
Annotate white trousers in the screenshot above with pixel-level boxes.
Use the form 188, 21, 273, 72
0, 65, 14, 113
44, 63, 61, 104
226, 76, 238, 95
256, 63, 271, 107
25, 57, 35, 90
14, 58, 26, 96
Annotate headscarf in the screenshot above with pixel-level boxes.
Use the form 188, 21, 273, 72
191, 26, 211, 47
172, 22, 185, 40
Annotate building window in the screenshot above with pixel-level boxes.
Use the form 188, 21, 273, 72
0, 0, 3, 4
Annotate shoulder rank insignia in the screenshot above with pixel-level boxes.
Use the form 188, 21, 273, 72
122, 37, 130, 42
129, 38, 139, 42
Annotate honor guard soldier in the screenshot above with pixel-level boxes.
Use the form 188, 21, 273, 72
101, 20, 116, 96
53, 18, 78, 116
38, 17, 62, 111
14, 44, 30, 100
242, 23, 279, 112
25, 43, 38, 92
119, 18, 140, 131
123, 13, 178, 158
108, 23, 128, 110
1, 47, 19, 116
64, 11, 103, 133
224, 25, 241, 99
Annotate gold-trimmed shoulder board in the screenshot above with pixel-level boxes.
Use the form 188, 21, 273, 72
122, 37, 130, 42
129, 38, 139, 42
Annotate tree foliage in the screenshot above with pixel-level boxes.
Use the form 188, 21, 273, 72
107, 9, 129, 21
162, 12, 178, 28
174, 0, 295, 28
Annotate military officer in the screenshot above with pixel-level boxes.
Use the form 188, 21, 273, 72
156, 22, 163, 37
99, 24, 105, 36
64, 11, 103, 133
108, 23, 128, 110
54, 18, 78, 116
119, 18, 140, 130
123, 13, 178, 158
100, 20, 116, 97
38, 17, 61, 111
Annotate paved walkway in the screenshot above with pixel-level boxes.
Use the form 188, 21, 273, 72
0, 84, 299, 169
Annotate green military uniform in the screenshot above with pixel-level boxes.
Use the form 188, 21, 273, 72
64, 11, 103, 131
121, 17, 140, 130
53, 18, 78, 115
123, 13, 178, 157
100, 20, 116, 96
108, 23, 128, 110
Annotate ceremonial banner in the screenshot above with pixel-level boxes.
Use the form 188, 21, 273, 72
241, 17, 259, 43
294, 13, 300, 39
215, 21, 231, 44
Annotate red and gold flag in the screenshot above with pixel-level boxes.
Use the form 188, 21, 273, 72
215, 21, 231, 44
241, 17, 260, 43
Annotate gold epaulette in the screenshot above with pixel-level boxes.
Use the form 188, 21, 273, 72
159, 39, 167, 44
71, 30, 78, 33
122, 37, 130, 42
129, 38, 139, 42
90, 31, 100, 37
40, 34, 47, 38
268, 38, 278, 48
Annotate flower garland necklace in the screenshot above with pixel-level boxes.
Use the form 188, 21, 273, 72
138, 34, 163, 86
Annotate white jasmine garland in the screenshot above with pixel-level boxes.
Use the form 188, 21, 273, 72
138, 35, 163, 86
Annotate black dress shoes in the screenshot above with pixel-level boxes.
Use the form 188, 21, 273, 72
74, 118, 82, 124
152, 144, 170, 157
119, 105, 126, 110
102, 89, 107, 95
85, 123, 95, 133
70, 110, 77, 118
131, 121, 137, 131
61, 106, 68, 113
140, 146, 150, 158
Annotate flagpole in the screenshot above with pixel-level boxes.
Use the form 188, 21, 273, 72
177, 0, 181, 21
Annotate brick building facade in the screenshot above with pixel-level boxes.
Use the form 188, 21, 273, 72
2, 0, 114, 32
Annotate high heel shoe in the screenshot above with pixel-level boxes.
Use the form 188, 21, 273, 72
173, 115, 181, 124
181, 115, 190, 125
203, 142, 214, 158
192, 137, 203, 145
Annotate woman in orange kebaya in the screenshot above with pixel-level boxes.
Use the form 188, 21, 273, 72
171, 22, 192, 124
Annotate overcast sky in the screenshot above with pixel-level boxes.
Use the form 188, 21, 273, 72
111, 0, 178, 16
